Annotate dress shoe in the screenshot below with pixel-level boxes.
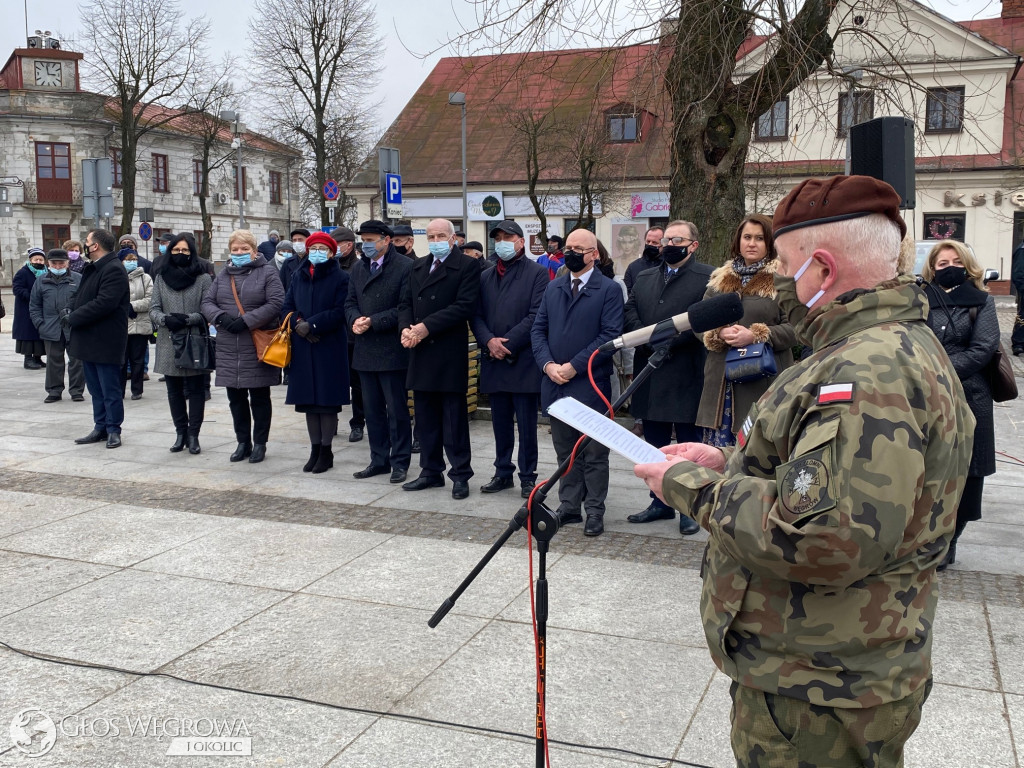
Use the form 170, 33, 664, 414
679, 515, 701, 536
229, 442, 252, 462
627, 502, 676, 524
71, 394, 85, 402
131, 393, 143, 400
390, 468, 408, 484
158, 376, 166, 382
452, 480, 469, 499
353, 463, 390, 479
556, 507, 583, 526
348, 426, 364, 442
1014, 345, 1024, 357
44, 395, 61, 403
106, 433, 122, 449
521, 480, 536, 499
143, 373, 150, 381
411, 438, 421, 453
186, 434, 201, 455
170, 433, 187, 453
480, 476, 514, 494
249, 444, 267, 463
403, 475, 444, 491
584, 515, 604, 536
304, 445, 322, 473
75, 429, 107, 444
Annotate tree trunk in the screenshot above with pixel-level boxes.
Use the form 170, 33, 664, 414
119, 123, 138, 237
199, 147, 213, 261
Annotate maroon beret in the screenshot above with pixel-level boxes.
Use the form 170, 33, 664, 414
773, 175, 907, 239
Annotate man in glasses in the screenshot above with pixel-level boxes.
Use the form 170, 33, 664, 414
624, 226, 665, 293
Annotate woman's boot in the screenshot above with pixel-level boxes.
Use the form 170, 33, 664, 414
186, 432, 201, 455
303, 445, 321, 472
311, 446, 334, 474
170, 432, 186, 453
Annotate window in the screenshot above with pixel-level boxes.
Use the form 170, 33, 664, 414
233, 165, 247, 201
41, 225, 71, 251
152, 153, 169, 193
926, 86, 964, 133
192, 160, 204, 196
269, 170, 282, 204
608, 114, 639, 143
35, 142, 72, 203
111, 148, 123, 188
756, 98, 789, 141
837, 91, 874, 137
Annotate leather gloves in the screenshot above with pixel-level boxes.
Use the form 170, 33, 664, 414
223, 316, 248, 334
163, 314, 187, 332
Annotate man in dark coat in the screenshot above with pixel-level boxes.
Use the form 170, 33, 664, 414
623, 219, 712, 534
330, 226, 365, 442
346, 220, 414, 483
280, 228, 311, 293
30, 250, 84, 402
531, 228, 624, 536
257, 229, 281, 262
471, 220, 548, 498
68, 229, 130, 448
391, 224, 418, 259
623, 226, 665, 294
1012, 238, 1024, 355
399, 218, 480, 499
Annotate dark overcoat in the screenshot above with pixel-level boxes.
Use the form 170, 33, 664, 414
623, 258, 714, 423
470, 255, 549, 394
924, 283, 998, 478
201, 255, 285, 389
12, 265, 43, 341
67, 252, 130, 365
530, 268, 624, 412
344, 246, 413, 372
281, 258, 350, 407
399, 247, 480, 393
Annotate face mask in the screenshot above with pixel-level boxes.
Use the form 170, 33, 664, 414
308, 250, 330, 265
934, 265, 968, 289
49, 267, 67, 276
661, 244, 689, 265
773, 257, 826, 328
67, 250, 80, 261
428, 241, 452, 259
642, 244, 660, 261
292, 242, 306, 256
494, 241, 516, 260
276, 250, 294, 260
230, 254, 251, 268
270, 236, 279, 244
546, 244, 558, 254
361, 241, 379, 260
124, 261, 138, 271
562, 248, 587, 273
159, 244, 168, 256
29, 262, 46, 275
170, 251, 191, 266
394, 244, 409, 255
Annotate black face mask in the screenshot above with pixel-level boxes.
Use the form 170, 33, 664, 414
394, 244, 409, 255
661, 245, 689, 265
642, 244, 660, 261
563, 248, 587, 273
934, 265, 968, 289
170, 251, 191, 266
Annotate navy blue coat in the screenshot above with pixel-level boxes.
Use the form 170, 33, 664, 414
12, 264, 43, 341
68, 252, 130, 365
281, 258, 350, 408
531, 268, 624, 412
471, 255, 548, 394
345, 246, 413, 372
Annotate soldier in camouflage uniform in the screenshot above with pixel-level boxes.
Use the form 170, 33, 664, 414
635, 176, 975, 768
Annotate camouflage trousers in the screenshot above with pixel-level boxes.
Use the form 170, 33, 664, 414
729, 680, 930, 768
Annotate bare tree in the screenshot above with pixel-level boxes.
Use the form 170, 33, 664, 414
561, 111, 622, 231
79, 0, 209, 235
510, 110, 558, 242
248, 0, 381, 229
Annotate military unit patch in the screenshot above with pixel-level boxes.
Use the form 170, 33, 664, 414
817, 383, 855, 404
777, 445, 837, 523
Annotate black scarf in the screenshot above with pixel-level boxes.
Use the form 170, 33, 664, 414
161, 255, 205, 291
924, 280, 987, 309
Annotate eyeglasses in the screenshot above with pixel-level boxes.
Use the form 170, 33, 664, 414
660, 237, 694, 247
170, 248, 190, 255
308, 246, 331, 253
565, 246, 594, 254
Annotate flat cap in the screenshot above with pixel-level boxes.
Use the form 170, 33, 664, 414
290, 228, 311, 239
330, 226, 356, 242
463, 241, 483, 252
489, 220, 523, 238
391, 224, 414, 237
454, 230, 466, 238
356, 220, 393, 238
46, 249, 69, 262
773, 175, 906, 239
158, 232, 175, 242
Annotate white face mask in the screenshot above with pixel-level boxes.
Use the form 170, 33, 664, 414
292, 242, 306, 256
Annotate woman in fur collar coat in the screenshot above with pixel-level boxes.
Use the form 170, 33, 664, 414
696, 214, 795, 445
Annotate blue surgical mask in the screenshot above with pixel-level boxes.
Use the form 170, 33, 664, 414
308, 250, 330, 265
494, 241, 516, 260
277, 250, 293, 260
124, 261, 138, 271
49, 267, 67, 276
230, 254, 251, 268
361, 241, 379, 260
159, 244, 168, 256
428, 241, 451, 259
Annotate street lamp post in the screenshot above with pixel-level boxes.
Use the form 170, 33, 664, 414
448, 92, 468, 230
220, 109, 246, 229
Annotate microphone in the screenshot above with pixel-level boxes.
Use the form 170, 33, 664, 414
599, 292, 744, 352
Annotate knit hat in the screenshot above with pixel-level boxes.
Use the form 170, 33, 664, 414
304, 231, 338, 252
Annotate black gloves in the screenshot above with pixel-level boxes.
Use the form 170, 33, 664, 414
163, 314, 187, 332
127, 306, 137, 319
59, 307, 72, 330
223, 316, 249, 334
294, 320, 311, 338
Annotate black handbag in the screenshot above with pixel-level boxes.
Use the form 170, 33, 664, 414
172, 327, 216, 371
724, 342, 777, 383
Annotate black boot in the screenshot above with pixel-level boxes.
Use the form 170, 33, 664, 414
170, 432, 186, 453
230, 442, 252, 462
303, 445, 321, 472
311, 446, 334, 474
248, 443, 267, 463
186, 433, 201, 455
24, 356, 42, 370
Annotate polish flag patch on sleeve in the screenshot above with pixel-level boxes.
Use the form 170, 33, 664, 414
817, 383, 855, 404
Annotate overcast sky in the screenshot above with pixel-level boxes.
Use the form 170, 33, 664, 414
1, 0, 1003, 137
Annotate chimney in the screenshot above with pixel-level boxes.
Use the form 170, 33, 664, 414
1003, 0, 1024, 18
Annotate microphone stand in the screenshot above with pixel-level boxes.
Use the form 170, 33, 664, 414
429, 343, 673, 768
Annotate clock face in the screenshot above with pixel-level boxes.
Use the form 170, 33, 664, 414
33, 61, 62, 87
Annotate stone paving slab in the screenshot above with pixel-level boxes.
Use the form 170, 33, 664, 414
0, 551, 118, 620
0, 490, 107, 539
904, 683, 1016, 768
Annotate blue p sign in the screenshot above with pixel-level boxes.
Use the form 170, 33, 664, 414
385, 173, 402, 205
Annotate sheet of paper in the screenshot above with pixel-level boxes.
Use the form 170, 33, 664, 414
547, 397, 668, 464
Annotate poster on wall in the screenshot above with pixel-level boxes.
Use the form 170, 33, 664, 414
922, 213, 966, 242
467, 191, 504, 221
630, 192, 670, 219
611, 219, 644, 277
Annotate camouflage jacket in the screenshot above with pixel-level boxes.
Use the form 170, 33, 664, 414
663, 277, 974, 708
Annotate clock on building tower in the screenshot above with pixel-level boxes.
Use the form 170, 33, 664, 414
0, 48, 82, 91
34, 60, 62, 87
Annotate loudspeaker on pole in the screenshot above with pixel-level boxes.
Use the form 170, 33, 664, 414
849, 116, 916, 210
